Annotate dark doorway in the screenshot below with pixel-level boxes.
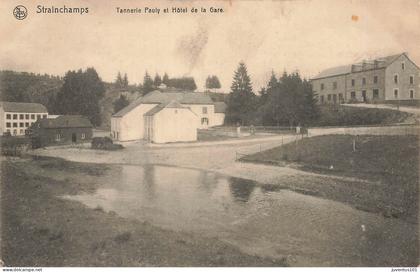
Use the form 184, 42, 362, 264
72, 133, 77, 143
362, 90, 367, 102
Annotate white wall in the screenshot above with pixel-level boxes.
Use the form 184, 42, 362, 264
212, 113, 225, 127
152, 108, 199, 143
185, 104, 215, 128
0, 108, 4, 135
1, 111, 48, 136
111, 103, 158, 141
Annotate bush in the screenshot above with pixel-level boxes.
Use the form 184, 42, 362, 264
91, 137, 123, 150
1, 136, 31, 155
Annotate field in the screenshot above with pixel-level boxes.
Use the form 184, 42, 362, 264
240, 135, 419, 223
1, 156, 286, 267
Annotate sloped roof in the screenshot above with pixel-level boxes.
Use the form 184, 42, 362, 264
142, 90, 214, 104
37, 115, 92, 128
312, 65, 352, 79
312, 53, 404, 80
144, 100, 188, 116
113, 90, 213, 117
214, 102, 227, 113
0, 101, 48, 113
113, 97, 144, 117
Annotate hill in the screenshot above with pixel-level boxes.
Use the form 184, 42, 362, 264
0, 70, 63, 111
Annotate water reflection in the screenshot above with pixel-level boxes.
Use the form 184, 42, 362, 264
228, 177, 256, 202
62, 163, 416, 266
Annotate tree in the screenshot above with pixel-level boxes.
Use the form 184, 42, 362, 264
162, 73, 169, 85
260, 71, 319, 127
225, 62, 256, 125
154, 73, 162, 87
115, 72, 124, 88
205, 75, 222, 89
123, 73, 128, 87
166, 77, 197, 91
113, 94, 130, 113
142, 71, 154, 95
53, 67, 105, 126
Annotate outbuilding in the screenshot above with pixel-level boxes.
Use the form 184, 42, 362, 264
30, 115, 93, 148
144, 100, 199, 143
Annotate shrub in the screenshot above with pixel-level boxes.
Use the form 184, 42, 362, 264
91, 137, 123, 150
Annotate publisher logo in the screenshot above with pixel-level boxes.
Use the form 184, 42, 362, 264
13, 5, 27, 20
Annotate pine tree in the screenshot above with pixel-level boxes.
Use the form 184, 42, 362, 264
123, 73, 128, 87
154, 73, 162, 87
115, 72, 123, 88
142, 71, 154, 95
162, 73, 169, 85
205, 75, 222, 89
113, 94, 130, 113
225, 62, 256, 125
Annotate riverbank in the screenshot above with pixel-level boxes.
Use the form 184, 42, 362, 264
1, 157, 287, 266
30, 133, 419, 223
240, 135, 419, 223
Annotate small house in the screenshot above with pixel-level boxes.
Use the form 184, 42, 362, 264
31, 115, 92, 148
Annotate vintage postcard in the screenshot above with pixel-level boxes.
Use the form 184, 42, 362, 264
0, 0, 419, 269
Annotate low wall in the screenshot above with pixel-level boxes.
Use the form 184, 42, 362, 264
308, 125, 420, 136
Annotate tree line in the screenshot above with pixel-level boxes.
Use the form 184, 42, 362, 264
225, 62, 319, 127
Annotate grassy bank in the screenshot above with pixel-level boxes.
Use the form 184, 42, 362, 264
1, 157, 286, 267
240, 135, 419, 222
315, 105, 413, 126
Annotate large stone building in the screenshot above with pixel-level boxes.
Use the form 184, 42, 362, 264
0, 101, 48, 136
111, 90, 226, 142
311, 53, 420, 104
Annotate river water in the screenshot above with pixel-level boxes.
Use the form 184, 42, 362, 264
62, 164, 416, 266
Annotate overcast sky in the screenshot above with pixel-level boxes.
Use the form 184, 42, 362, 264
1, 0, 419, 92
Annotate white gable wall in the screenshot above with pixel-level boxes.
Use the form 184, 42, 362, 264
152, 108, 199, 143
111, 103, 158, 141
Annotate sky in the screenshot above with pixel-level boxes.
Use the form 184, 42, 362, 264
1, 0, 419, 92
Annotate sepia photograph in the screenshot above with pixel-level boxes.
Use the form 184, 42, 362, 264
0, 0, 419, 270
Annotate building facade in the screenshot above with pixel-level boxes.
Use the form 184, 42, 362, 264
111, 90, 225, 142
311, 53, 420, 104
144, 100, 199, 143
30, 115, 92, 148
0, 102, 48, 136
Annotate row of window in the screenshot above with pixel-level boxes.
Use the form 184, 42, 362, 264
319, 94, 344, 103
4, 129, 28, 135
320, 75, 415, 91
392, 89, 415, 99
5, 122, 35, 128
55, 133, 86, 141
321, 89, 415, 102
5, 113, 47, 120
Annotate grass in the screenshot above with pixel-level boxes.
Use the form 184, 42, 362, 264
240, 135, 419, 222
315, 104, 413, 126
1, 156, 287, 267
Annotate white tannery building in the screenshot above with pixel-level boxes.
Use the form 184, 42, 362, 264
0, 101, 48, 136
111, 90, 226, 143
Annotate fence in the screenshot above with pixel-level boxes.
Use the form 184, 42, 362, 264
308, 125, 420, 136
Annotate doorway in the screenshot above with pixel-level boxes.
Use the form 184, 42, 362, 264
72, 133, 77, 143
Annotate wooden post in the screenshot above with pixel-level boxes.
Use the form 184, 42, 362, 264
353, 138, 356, 152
